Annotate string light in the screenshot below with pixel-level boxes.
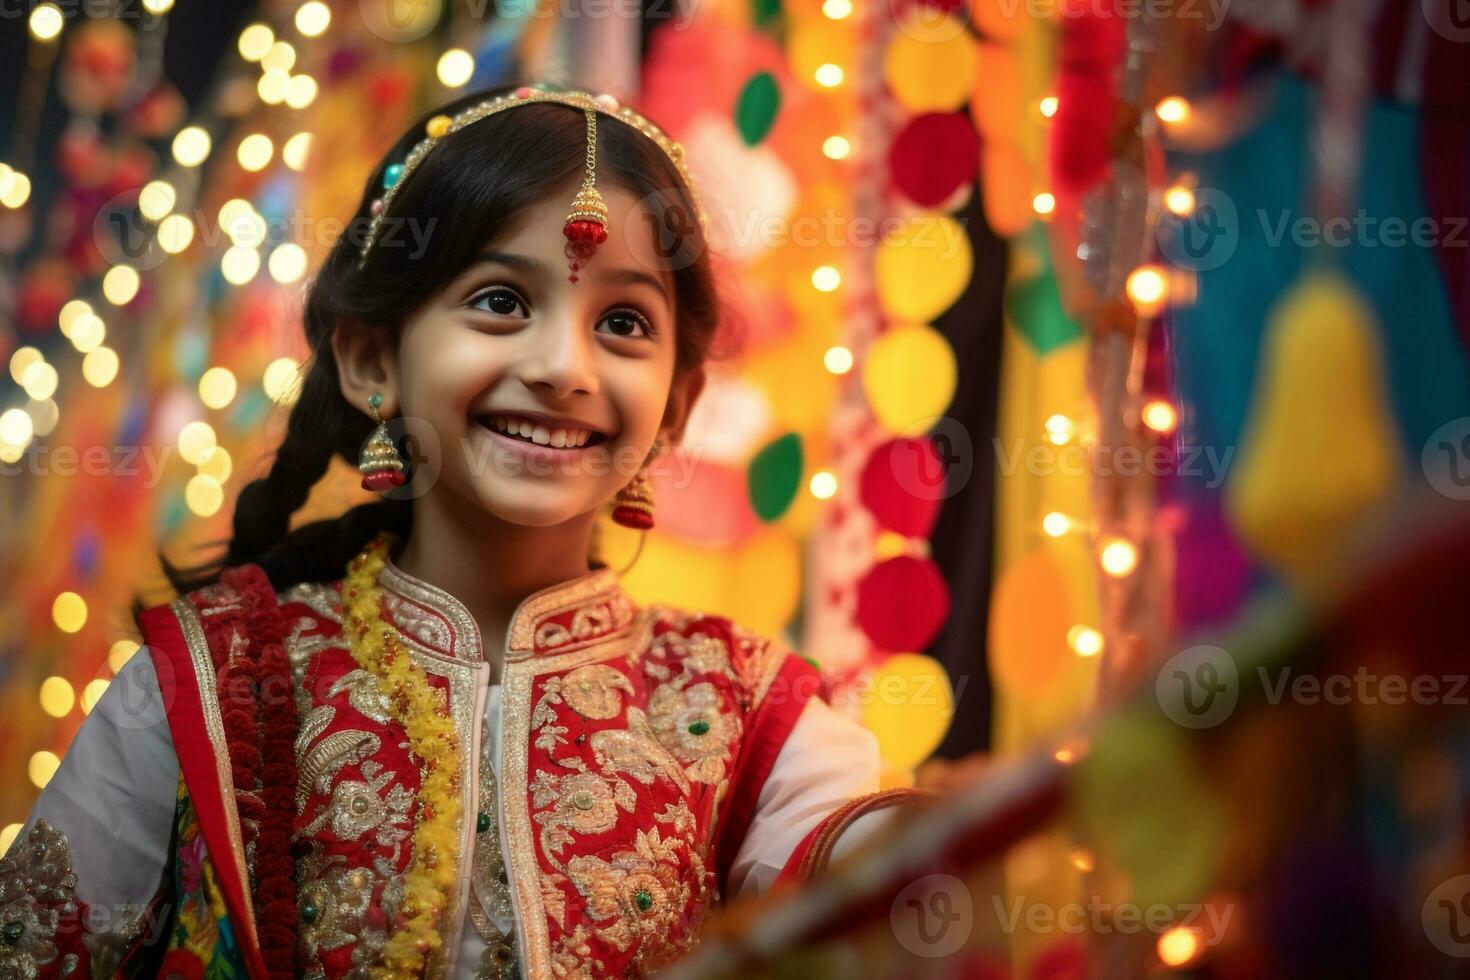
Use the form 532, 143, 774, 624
822, 136, 851, 160
9, 347, 43, 384
1155, 96, 1192, 124
198, 445, 233, 483
815, 64, 845, 87
811, 265, 842, 292
1126, 264, 1168, 316
0, 408, 34, 448
237, 133, 273, 171
1142, 399, 1178, 434
824, 345, 854, 375
1157, 926, 1203, 967
0, 170, 31, 209
199, 367, 239, 409
268, 243, 308, 283
29, 751, 60, 789
1067, 625, 1104, 657
158, 213, 195, 254
238, 23, 274, 61
186, 473, 224, 516
822, 0, 853, 17
52, 592, 87, 633
263, 357, 303, 404
69, 313, 106, 352
1099, 537, 1139, 577
1032, 192, 1056, 217
258, 68, 290, 104
1042, 512, 1071, 537
102, 264, 140, 305
285, 74, 318, 109
22, 361, 59, 400
172, 126, 212, 167
108, 640, 140, 673
262, 40, 297, 73
438, 49, 475, 88
142, 0, 175, 13
283, 132, 312, 171
177, 420, 217, 465
39, 677, 74, 718
81, 679, 110, 714
138, 179, 176, 220
809, 470, 838, 499
28, 3, 63, 41
1164, 185, 1196, 216
1044, 413, 1076, 446
295, 1, 331, 36
58, 301, 91, 336
1039, 96, 1059, 118
82, 347, 120, 387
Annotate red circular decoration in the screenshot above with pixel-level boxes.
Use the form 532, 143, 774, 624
889, 113, 980, 208
855, 556, 950, 651
860, 438, 945, 537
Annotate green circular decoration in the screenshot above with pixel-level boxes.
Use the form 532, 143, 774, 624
735, 73, 781, 147
477, 811, 491, 834
1006, 270, 1083, 355
634, 889, 654, 912
301, 904, 320, 924
687, 719, 710, 736
748, 432, 803, 522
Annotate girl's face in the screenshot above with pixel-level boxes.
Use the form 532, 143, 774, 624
341, 179, 703, 529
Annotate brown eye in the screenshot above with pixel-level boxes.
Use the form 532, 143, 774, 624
597, 309, 655, 339
468, 287, 529, 317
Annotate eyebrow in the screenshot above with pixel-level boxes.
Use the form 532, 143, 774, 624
476, 250, 670, 306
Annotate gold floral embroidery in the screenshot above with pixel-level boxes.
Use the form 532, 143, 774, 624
648, 681, 734, 783
533, 771, 635, 860
588, 709, 693, 795
548, 923, 603, 979
560, 664, 633, 719
326, 669, 395, 725
563, 828, 695, 966
298, 763, 412, 846
0, 820, 78, 980
297, 846, 403, 980
298, 729, 382, 802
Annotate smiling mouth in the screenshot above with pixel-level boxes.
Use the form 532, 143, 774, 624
474, 413, 610, 449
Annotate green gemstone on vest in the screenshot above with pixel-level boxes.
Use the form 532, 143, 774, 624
383, 163, 404, 189
1, 920, 23, 944
302, 903, 320, 924
687, 719, 710, 736
634, 890, 653, 912
477, 811, 491, 834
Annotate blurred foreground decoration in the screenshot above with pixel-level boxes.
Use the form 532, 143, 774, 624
677, 496, 1470, 979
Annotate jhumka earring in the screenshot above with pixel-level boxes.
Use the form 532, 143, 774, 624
611, 440, 661, 530
358, 392, 406, 492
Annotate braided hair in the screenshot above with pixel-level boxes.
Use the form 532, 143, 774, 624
150, 81, 727, 606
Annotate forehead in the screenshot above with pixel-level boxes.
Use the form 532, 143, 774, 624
485, 181, 675, 295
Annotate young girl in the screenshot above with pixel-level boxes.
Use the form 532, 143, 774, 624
3, 84, 924, 979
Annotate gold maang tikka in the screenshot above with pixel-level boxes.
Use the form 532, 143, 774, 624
357, 85, 709, 282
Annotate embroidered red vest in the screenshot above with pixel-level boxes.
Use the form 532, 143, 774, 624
137, 554, 826, 979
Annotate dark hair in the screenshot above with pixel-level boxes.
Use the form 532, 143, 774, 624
148, 82, 725, 608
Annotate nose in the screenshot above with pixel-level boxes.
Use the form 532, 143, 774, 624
516, 310, 600, 399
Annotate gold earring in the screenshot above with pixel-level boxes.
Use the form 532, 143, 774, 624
358, 392, 406, 492
611, 440, 660, 530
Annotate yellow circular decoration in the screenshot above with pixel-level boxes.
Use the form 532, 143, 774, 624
862, 324, 957, 434
883, 11, 977, 111
861, 653, 954, 770
875, 215, 973, 322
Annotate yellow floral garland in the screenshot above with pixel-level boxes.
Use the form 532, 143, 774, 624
342, 533, 463, 979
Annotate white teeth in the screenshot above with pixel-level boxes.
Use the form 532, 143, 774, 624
485, 415, 594, 448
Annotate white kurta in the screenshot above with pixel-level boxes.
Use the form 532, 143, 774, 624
16, 648, 898, 975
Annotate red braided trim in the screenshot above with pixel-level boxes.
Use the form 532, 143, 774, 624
192, 565, 300, 979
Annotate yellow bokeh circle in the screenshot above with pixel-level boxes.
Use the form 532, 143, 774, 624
883, 11, 977, 111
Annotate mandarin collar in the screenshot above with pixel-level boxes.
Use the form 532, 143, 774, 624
375, 553, 637, 662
